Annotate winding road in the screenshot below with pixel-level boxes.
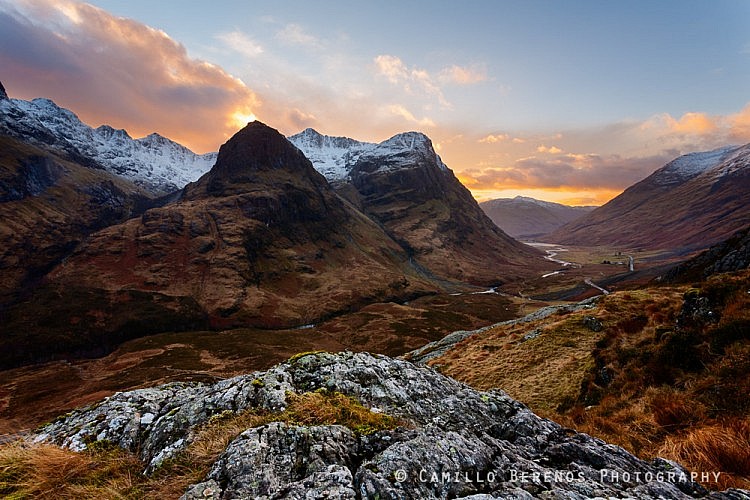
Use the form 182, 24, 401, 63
527, 242, 611, 296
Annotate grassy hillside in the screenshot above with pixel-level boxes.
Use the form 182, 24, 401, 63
431, 270, 750, 490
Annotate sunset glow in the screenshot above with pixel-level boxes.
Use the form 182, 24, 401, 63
231, 110, 258, 129
1, 0, 748, 205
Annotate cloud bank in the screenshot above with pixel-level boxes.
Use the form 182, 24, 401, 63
452, 105, 750, 204
0, 0, 259, 153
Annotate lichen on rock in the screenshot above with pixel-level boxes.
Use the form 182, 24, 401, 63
34, 351, 748, 499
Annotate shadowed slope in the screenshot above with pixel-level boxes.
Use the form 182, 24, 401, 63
1, 122, 434, 368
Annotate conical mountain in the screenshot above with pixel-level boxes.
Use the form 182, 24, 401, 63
186, 121, 329, 198
1, 122, 434, 368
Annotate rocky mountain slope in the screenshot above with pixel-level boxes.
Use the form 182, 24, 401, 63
479, 196, 595, 239
0, 82, 216, 195
0, 134, 153, 304
290, 128, 548, 285
663, 224, 750, 282
548, 145, 750, 252
0, 122, 436, 368
29, 351, 745, 499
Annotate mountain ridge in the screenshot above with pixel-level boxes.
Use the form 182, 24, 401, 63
548, 144, 750, 252
0, 85, 216, 195
0, 135, 154, 305
288, 128, 448, 182
290, 128, 548, 286
0, 122, 439, 368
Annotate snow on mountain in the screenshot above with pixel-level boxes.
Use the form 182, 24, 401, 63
549, 143, 750, 251
288, 128, 448, 181
652, 145, 738, 186
286, 128, 371, 180
0, 93, 216, 195
705, 143, 750, 180
509, 195, 592, 211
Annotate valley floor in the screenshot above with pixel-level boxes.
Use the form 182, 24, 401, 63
2, 246, 746, 492
0, 291, 537, 435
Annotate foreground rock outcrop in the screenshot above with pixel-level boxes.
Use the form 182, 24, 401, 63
34, 352, 748, 499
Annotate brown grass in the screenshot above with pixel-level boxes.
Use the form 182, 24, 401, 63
0, 389, 402, 499
0, 440, 143, 499
658, 419, 750, 490
433, 270, 750, 490
648, 387, 706, 432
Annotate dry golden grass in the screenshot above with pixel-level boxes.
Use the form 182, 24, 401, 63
658, 419, 750, 490
0, 440, 143, 499
433, 286, 684, 412
433, 271, 750, 490
0, 389, 402, 499
648, 386, 706, 431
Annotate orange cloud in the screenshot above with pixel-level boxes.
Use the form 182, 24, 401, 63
667, 112, 717, 134
537, 145, 563, 154
479, 134, 509, 143
451, 150, 669, 196
0, 0, 259, 153
439, 64, 488, 85
729, 103, 750, 142
470, 187, 619, 206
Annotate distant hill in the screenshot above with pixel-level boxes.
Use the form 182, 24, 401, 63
548, 145, 750, 252
479, 196, 595, 239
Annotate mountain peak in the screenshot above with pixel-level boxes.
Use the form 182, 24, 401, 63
190, 121, 325, 198
369, 131, 448, 172
219, 121, 304, 167
290, 129, 448, 181
380, 131, 430, 149
0, 81, 7, 100
95, 124, 132, 140
299, 127, 323, 138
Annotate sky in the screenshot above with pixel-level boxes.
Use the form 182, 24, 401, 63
1, 0, 749, 205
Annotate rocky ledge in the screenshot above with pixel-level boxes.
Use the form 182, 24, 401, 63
35, 352, 748, 499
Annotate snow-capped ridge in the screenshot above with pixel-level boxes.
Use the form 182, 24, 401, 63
513, 195, 563, 210
706, 143, 750, 180
0, 90, 216, 194
96, 125, 132, 140
289, 128, 448, 181
652, 145, 739, 186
